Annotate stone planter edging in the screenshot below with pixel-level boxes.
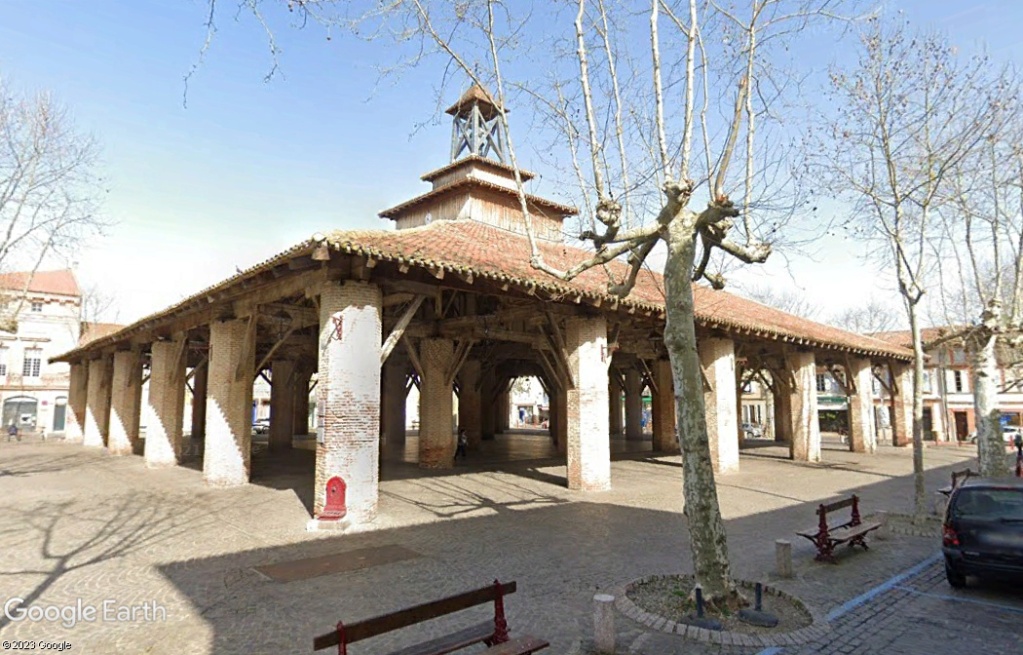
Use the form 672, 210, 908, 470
611, 575, 830, 648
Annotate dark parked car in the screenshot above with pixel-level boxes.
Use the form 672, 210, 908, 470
252, 418, 271, 435
942, 477, 1023, 588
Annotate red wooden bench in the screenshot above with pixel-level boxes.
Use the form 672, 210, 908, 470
312, 580, 548, 655
796, 495, 880, 563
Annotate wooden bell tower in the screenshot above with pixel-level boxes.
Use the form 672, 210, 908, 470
447, 84, 508, 163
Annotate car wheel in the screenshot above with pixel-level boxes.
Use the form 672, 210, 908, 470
944, 562, 966, 589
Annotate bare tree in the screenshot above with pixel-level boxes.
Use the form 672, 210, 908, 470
737, 284, 822, 320
816, 18, 1003, 519
212, 0, 851, 609
934, 99, 1023, 476
0, 78, 105, 333
830, 297, 901, 335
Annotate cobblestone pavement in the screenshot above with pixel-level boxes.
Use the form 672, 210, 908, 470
0, 437, 1007, 654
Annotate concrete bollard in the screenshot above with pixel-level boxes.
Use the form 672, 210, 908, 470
875, 510, 890, 540
775, 539, 793, 578
593, 593, 615, 654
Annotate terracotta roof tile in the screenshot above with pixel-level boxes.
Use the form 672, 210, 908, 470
55, 221, 913, 361
379, 177, 577, 219
874, 326, 969, 348
0, 270, 80, 297
445, 84, 503, 117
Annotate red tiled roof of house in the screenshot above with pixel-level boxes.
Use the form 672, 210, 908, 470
79, 322, 125, 346
0, 270, 80, 297
873, 326, 970, 349
54, 220, 913, 361
379, 177, 577, 219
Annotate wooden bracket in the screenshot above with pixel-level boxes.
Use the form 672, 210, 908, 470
381, 295, 426, 365
402, 336, 424, 380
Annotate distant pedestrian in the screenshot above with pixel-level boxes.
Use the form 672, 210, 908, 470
7, 422, 19, 443
455, 427, 468, 460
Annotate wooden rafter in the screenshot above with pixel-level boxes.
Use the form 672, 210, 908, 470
253, 325, 298, 380
380, 295, 426, 365
402, 336, 424, 379
445, 339, 476, 388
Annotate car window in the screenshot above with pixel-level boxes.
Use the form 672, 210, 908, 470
951, 488, 1023, 520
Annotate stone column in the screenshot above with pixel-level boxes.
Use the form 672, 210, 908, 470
83, 356, 113, 448
497, 386, 510, 432
65, 361, 89, 444
847, 357, 877, 454
419, 338, 454, 468
652, 359, 678, 452
773, 377, 793, 446
146, 338, 187, 468
698, 338, 740, 474
382, 360, 407, 445
890, 363, 913, 447
566, 316, 611, 491
204, 320, 254, 486
481, 370, 496, 440
293, 364, 312, 436
608, 373, 623, 436
313, 281, 382, 521
268, 358, 296, 451
191, 359, 208, 440
108, 350, 143, 456
787, 350, 821, 463
624, 368, 644, 440
458, 359, 482, 449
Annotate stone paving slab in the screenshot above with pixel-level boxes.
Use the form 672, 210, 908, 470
0, 439, 992, 654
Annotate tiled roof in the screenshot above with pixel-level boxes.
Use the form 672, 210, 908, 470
379, 177, 577, 219
0, 270, 80, 297
874, 327, 969, 349
54, 220, 913, 361
322, 221, 912, 359
79, 322, 125, 346
446, 84, 502, 116
420, 155, 535, 183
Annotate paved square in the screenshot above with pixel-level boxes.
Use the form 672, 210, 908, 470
0, 438, 1011, 654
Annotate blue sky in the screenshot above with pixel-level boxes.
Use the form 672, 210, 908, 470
0, 0, 1019, 324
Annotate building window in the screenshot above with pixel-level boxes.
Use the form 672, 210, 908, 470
22, 349, 41, 378
30, 301, 42, 313
816, 374, 828, 393
0, 348, 7, 376
742, 381, 753, 394
922, 370, 932, 394
953, 370, 964, 393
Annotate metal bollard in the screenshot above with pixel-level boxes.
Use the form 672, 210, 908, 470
775, 539, 793, 578
593, 593, 615, 654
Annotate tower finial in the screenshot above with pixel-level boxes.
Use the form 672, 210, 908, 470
446, 84, 508, 163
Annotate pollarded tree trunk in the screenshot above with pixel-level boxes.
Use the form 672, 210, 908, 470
663, 219, 742, 610
972, 329, 1007, 478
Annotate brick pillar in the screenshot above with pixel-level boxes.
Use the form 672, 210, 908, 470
268, 359, 296, 451
890, 363, 913, 447
698, 338, 740, 474
314, 281, 382, 522
624, 368, 644, 440
608, 374, 623, 436
66, 361, 89, 443
481, 370, 496, 440
788, 350, 821, 462
191, 359, 208, 439
382, 361, 407, 445
108, 350, 143, 456
83, 356, 113, 448
204, 320, 254, 486
652, 359, 678, 452
566, 316, 611, 491
419, 338, 454, 468
146, 338, 186, 467
458, 359, 482, 449
293, 364, 312, 436
552, 386, 568, 455
848, 357, 877, 454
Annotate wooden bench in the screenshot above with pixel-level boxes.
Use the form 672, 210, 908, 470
796, 495, 880, 563
312, 580, 548, 655
938, 468, 976, 496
